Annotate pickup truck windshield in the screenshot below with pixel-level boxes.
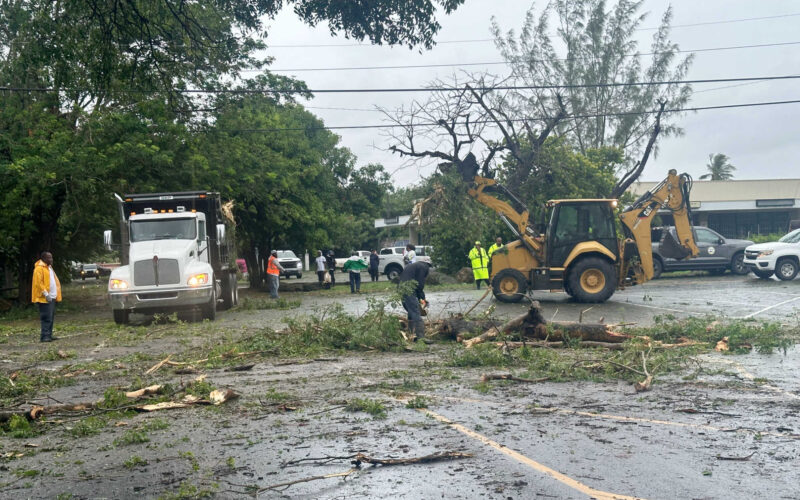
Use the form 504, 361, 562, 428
778, 228, 800, 244
130, 218, 197, 242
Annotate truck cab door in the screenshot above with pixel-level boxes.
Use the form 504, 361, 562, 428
197, 220, 209, 263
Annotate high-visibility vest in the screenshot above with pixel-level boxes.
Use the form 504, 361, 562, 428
468, 247, 489, 280
488, 243, 502, 258
267, 256, 280, 276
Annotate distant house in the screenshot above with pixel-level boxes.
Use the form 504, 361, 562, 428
631, 178, 800, 238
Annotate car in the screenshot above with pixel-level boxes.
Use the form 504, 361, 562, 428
80, 263, 100, 280
742, 228, 800, 281
275, 250, 302, 278
650, 226, 752, 278
378, 245, 433, 281
335, 250, 371, 271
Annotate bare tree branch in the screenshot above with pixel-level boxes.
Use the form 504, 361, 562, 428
611, 100, 666, 199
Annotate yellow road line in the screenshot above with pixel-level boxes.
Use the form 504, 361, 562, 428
419, 393, 799, 438
419, 407, 642, 500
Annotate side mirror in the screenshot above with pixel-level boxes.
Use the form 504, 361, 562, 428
103, 230, 113, 251
216, 224, 226, 245
718, 238, 725, 245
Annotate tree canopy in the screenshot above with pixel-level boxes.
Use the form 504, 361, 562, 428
0, 0, 456, 299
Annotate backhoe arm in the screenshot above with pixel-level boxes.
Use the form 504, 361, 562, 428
619, 169, 699, 282
468, 176, 543, 258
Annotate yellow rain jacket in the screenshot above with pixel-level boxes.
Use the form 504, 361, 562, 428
31, 259, 61, 304
488, 243, 503, 258
468, 247, 489, 281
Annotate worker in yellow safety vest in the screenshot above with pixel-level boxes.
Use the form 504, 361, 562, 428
487, 237, 503, 275
488, 237, 503, 258
468, 241, 489, 289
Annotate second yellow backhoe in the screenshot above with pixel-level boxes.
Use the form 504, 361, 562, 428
464, 167, 699, 303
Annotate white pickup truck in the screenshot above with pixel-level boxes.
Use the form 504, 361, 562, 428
378, 245, 433, 281
743, 228, 800, 280
335, 251, 371, 271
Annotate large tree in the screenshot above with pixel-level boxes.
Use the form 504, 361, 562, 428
0, 0, 464, 301
492, 0, 692, 159
700, 153, 736, 180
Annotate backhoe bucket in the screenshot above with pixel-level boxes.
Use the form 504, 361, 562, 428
660, 230, 692, 260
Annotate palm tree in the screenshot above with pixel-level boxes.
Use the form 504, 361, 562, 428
700, 153, 736, 180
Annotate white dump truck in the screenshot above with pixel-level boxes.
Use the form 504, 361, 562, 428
104, 191, 238, 324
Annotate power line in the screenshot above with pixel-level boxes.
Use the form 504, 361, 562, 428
266, 12, 800, 48
5, 74, 800, 94
218, 98, 800, 133
264, 40, 800, 72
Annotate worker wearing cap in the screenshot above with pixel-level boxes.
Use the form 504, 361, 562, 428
488, 237, 503, 275
266, 250, 285, 299
468, 241, 489, 289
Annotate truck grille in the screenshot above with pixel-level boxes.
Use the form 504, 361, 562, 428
134, 259, 180, 286
282, 261, 299, 269
745, 250, 760, 259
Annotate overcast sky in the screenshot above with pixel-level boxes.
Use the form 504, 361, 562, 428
261, 1, 800, 185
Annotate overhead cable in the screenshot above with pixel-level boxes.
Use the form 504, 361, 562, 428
266, 12, 800, 47
266, 40, 800, 72
215, 98, 800, 133
4, 74, 800, 95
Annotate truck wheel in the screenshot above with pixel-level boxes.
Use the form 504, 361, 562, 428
232, 276, 239, 306
775, 258, 799, 281
202, 289, 217, 320
567, 257, 617, 303
491, 269, 527, 303
113, 309, 129, 325
652, 257, 663, 279
730, 252, 747, 275
752, 269, 773, 279
297, 273, 302, 279
221, 274, 235, 310
385, 265, 402, 282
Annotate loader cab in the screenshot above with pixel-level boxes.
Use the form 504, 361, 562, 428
545, 200, 619, 267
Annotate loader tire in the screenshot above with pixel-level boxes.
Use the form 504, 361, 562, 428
567, 257, 616, 303
492, 269, 527, 303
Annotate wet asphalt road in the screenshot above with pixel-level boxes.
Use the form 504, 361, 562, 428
287, 272, 800, 327
14, 272, 800, 499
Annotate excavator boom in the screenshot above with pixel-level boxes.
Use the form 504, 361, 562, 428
618, 169, 700, 282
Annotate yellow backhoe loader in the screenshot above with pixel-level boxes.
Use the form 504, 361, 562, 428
465, 168, 699, 303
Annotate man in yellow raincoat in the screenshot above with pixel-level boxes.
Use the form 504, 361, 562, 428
31, 251, 61, 342
468, 241, 489, 289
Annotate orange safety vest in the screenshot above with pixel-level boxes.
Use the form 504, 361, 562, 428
267, 255, 280, 276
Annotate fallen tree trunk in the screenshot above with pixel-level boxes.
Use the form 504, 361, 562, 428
463, 302, 630, 348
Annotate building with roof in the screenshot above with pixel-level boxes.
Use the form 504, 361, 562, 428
631, 178, 800, 238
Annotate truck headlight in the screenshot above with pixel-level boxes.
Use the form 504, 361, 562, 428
758, 250, 774, 258
187, 273, 209, 286
109, 279, 129, 290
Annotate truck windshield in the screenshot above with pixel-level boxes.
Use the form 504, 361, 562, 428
130, 218, 197, 242
779, 228, 800, 243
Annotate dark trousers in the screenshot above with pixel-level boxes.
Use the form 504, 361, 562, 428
349, 272, 361, 293
39, 301, 56, 340
369, 268, 379, 282
328, 269, 336, 285
401, 294, 425, 339
475, 279, 489, 290
317, 270, 326, 283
